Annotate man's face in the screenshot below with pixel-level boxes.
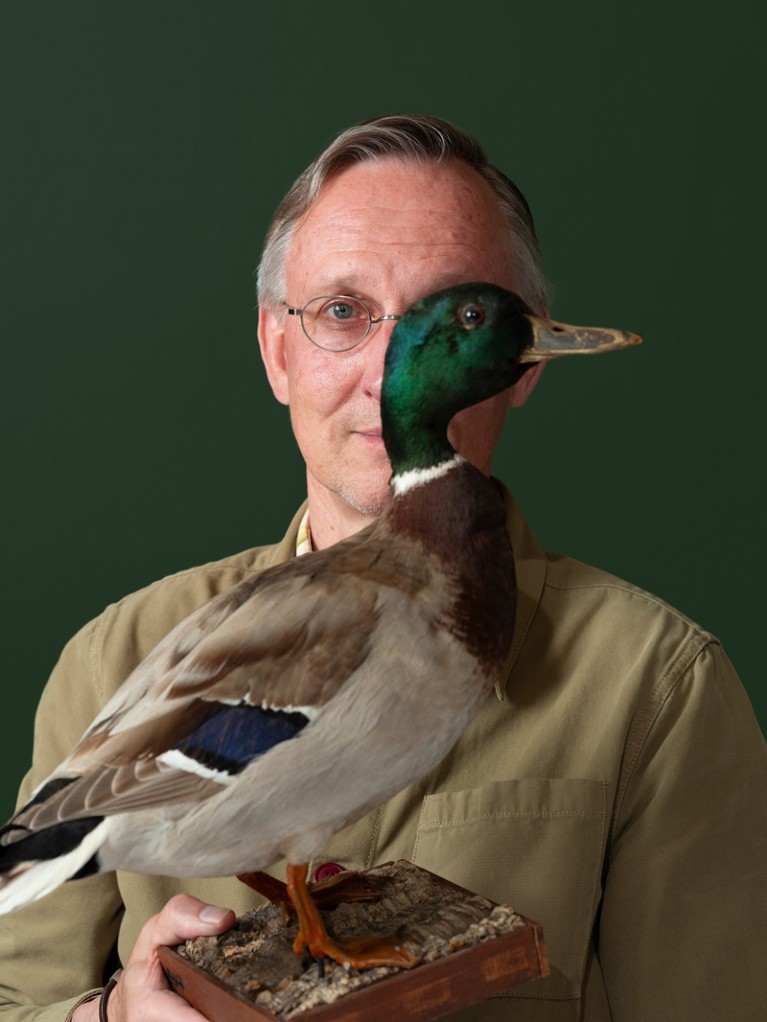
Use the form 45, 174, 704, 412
259, 158, 537, 529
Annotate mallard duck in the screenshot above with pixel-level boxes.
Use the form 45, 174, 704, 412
0, 283, 640, 968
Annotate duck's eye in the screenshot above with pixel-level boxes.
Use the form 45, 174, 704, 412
458, 304, 485, 330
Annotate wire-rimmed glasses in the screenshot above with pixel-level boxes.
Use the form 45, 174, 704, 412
286, 295, 401, 352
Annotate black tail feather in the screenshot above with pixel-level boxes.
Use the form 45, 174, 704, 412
0, 816, 103, 872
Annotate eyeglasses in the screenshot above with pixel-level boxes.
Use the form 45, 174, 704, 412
286, 295, 401, 352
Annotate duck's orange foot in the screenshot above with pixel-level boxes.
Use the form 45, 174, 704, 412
294, 928, 421, 970
287, 862, 420, 972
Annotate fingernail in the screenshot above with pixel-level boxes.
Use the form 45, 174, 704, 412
199, 905, 230, 924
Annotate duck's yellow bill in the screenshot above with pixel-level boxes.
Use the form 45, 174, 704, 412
520, 315, 642, 362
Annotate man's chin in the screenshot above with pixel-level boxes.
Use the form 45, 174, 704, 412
328, 453, 393, 518
336, 485, 390, 518
332, 470, 393, 518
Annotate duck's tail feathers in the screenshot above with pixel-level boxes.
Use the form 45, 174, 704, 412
0, 816, 106, 914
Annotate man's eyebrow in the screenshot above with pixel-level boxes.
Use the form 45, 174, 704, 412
312, 281, 360, 296
425, 271, 481, 292
301, 271, 484, 302
306, 276, 377, 298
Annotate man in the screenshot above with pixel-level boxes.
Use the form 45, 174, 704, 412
1, 115, 764, 1021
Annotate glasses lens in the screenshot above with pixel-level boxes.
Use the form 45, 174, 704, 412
303, 296, 371, 351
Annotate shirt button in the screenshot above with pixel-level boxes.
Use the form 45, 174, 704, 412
312, 862, 345, 883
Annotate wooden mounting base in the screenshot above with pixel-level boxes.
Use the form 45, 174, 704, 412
159, 861, 548, 1022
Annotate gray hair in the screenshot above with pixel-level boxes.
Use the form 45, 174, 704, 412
256, 113, 549, 314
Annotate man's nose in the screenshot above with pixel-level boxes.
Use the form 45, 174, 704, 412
363, 318, 399, 400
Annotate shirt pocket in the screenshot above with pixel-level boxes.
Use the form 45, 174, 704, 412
412, 777, 607, 1003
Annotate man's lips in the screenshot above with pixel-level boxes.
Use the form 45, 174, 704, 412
354, 428, 385, 446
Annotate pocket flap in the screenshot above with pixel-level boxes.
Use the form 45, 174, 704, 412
414, 777, 607, 1001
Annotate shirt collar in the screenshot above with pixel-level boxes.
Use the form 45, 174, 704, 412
295, 508, 313, 557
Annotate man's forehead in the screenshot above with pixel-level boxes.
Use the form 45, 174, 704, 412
285, 159, 514, 292
301, 158, 497, 223
292, 209, 469, 255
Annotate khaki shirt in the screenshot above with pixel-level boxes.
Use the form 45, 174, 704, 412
1, 488, 765, 1021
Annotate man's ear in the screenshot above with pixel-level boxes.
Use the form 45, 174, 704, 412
507, 361, 545, 409
257, 305, 290, 406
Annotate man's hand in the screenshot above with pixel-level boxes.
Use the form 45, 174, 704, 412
72, 894, 235, 1021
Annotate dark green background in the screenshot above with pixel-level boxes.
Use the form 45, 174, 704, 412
1, 2, 764, 819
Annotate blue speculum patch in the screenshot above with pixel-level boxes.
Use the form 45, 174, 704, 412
177, 704, 309, 775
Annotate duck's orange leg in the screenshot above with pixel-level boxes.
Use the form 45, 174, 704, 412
237, 870, 293, 916
237, 867, 390, 910
287, 862, 420, 970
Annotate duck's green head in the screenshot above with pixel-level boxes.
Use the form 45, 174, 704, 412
381, 282, 640, 476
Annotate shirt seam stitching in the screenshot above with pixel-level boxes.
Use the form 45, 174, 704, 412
543, 579, 716, 638
608, 636, 716, 854
418, 807, 606, 828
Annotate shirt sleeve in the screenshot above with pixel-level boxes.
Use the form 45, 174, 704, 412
0, 617, 124, 1021
598, 641, 767, 1021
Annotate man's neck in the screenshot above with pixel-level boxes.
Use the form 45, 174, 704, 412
305, 477, 385, 551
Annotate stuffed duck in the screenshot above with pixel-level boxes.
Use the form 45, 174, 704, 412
0, 283, 639, 967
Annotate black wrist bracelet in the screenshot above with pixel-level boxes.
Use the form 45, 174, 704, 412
99, 969, 122, 1022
